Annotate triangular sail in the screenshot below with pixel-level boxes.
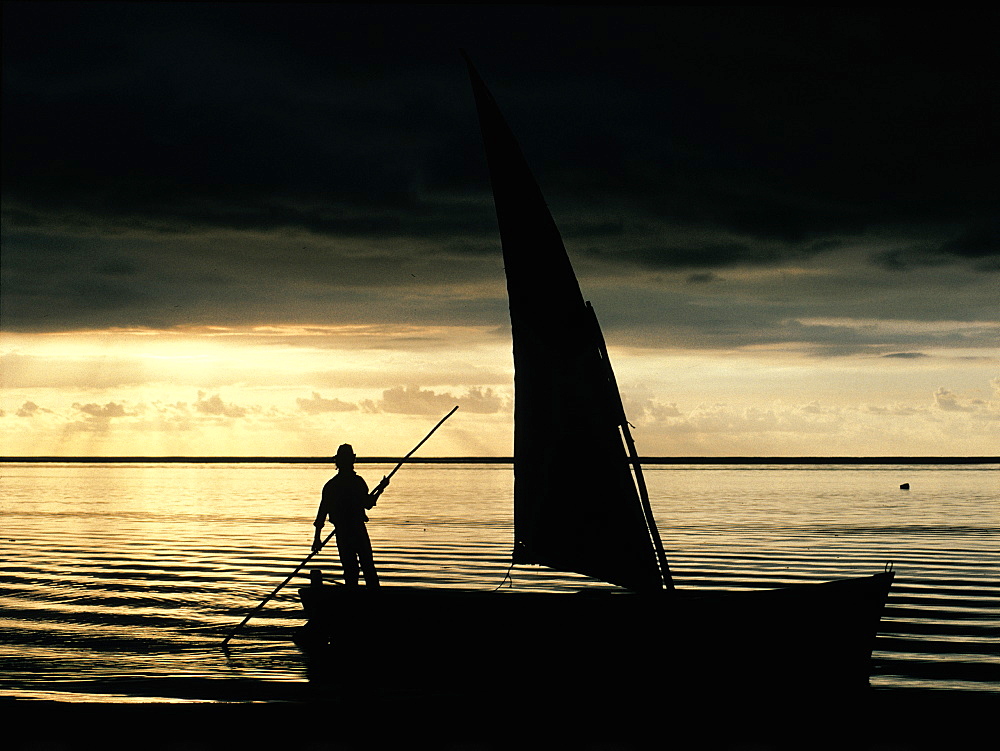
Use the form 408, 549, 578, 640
465, 56, 668, 592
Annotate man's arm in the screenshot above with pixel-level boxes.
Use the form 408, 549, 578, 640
312, 520, 325, 552
312, 492, 329, 552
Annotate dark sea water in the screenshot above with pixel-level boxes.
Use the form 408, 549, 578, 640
1, 462, 997, 706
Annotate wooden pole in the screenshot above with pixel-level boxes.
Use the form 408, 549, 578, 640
221, 528, 335, 646
381, 406, 460, 486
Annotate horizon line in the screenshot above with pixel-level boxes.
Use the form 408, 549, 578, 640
1, 456, 996, 465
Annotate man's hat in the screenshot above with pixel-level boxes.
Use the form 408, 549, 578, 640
333, 443, 356, 463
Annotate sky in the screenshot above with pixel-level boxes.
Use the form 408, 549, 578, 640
2, 3, 998, 458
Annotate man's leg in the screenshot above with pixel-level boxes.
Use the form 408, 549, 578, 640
336, 534, 360, 587
356, 526, 380, 587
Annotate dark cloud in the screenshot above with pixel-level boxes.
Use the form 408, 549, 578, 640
69, 401, 137, 430
194, 392, 248, 418
2, 3, 998, 341
933, 388, 987, 414
75, 401, 129, 419
296, 392, 358, 414
362, 385, 507, 415
16, 400, 46, 418
603, 239, 792, 270
937, 222, 1000, 272
873, 221, 1000, 271
589, 273, 1000, 356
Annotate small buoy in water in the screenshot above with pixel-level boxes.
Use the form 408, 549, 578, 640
900, 483, 910, 490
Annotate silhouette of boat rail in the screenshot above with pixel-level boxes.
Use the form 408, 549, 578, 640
293, 56, 894, 699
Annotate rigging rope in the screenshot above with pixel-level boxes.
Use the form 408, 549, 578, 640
493, 561, 515, 590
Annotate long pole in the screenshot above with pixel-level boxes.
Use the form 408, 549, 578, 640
587, 303, 674, 591
220, 406, 459, 646
381, 405, 460, 486
220, 529, 334, 647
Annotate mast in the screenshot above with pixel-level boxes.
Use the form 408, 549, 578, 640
587, 303, 674, 590
465, 54, 668, 592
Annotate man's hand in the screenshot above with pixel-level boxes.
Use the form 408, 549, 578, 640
367, 475, 390, 508
311, 535, 323, 553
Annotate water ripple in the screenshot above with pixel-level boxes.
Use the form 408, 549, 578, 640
2, 462, 997, 700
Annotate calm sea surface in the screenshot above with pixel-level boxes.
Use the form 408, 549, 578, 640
1, 462, 997, 703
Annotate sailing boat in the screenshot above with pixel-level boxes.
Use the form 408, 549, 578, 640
294, 57, 894, 701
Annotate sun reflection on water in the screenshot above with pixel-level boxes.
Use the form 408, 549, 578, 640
1, 462, 997, 701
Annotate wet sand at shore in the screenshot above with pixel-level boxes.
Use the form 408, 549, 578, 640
6, 689, 995, 751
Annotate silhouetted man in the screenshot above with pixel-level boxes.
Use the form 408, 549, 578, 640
312, 443, 387, 587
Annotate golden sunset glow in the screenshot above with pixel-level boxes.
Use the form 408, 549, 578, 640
3, 320, 997, 457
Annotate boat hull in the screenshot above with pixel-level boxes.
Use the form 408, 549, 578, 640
294, 572, 894, 701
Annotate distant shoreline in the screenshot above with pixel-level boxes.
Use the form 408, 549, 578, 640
1, 456, 996, 465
